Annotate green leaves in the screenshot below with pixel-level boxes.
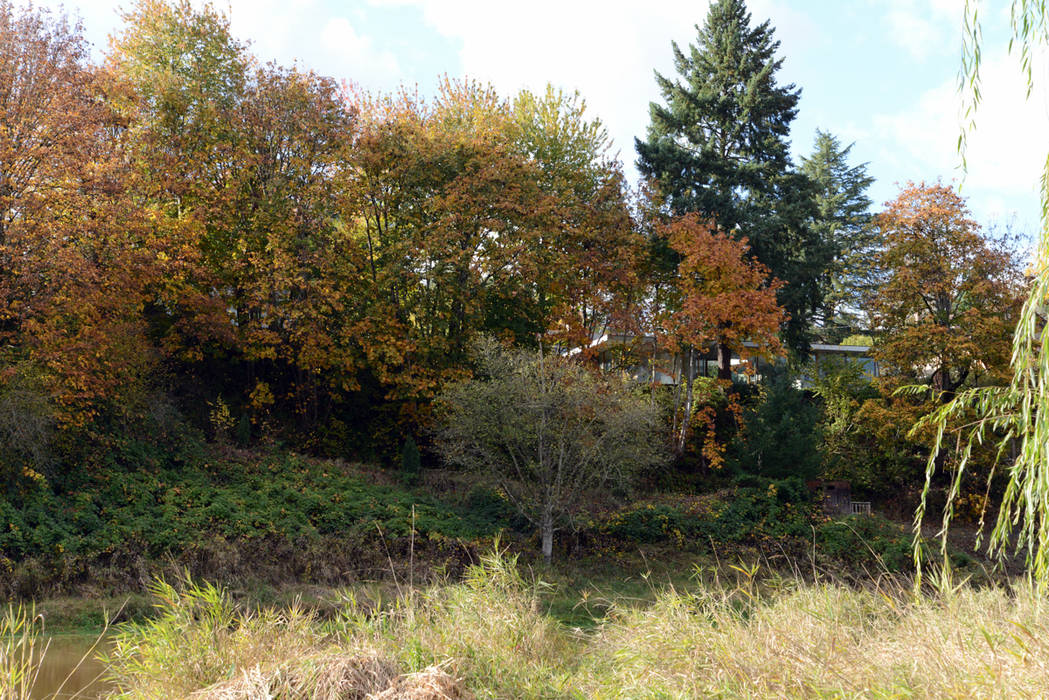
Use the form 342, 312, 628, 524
636, 0, 825, 353
433, 339, 667, 561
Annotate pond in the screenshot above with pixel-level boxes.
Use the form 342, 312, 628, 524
30, 635, 110, 699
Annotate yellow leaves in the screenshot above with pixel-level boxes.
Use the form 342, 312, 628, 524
249, 381, 275, 412
872, 182, 1023, 393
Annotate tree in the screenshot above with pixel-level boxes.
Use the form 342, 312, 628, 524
869, 183, 1021, 399
662, 214, 785, 382
800, 130, 877, 341
344, 79, 641, 419
654, 214, 785, 456
636, 0, 827, 352
344, 80, 559, 410
734, 367, 822, 480
0, 1, 94, 246
0, 1, 157, 435
110, 2, 370, 436
810, 184, 1022, 505
106, 0, 251, 363
511, 85, 643, 358
433, 339, 667, 563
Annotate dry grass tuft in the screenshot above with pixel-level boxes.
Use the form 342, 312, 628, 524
103, 553, 1049, 699
191, 650, 397, 700
371, 665, 466, 700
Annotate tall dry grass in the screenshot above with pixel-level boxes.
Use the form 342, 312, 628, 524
0, 605, 43, 700
577, 576, 1049, 698
101, 554, 1049, 699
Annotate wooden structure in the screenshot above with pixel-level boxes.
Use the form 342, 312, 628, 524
806, 479, 853, 516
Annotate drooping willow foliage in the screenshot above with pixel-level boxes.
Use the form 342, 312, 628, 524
913, 0, 1049, 585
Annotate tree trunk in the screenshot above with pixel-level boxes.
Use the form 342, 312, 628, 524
679, 347, 696, 452
670, 353, 682, 448
541, 505, 554, 565
717, 341, 733, 382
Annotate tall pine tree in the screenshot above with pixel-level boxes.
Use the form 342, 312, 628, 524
636, 0, 827, 353
800, 130, 876, 342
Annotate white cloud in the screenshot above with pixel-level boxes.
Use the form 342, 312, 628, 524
881, 0, 964, 60
317, 16, 401, 84
367, 0, 710, 164
886, 8, 941, 59
39, 0, 401, 88
871, 47, 1048, 224
363, 0, 818, 173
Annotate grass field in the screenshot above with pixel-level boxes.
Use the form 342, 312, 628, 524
5, 550, 1036, 699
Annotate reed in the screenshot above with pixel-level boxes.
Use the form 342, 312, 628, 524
104, 553, 1049, 699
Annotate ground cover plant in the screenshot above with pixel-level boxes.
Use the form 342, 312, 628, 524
0, 445, 514, 597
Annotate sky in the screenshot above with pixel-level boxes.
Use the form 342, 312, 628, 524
45, 0, 1049, 244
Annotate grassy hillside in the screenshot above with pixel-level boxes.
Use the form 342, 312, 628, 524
1, 439, 964, 605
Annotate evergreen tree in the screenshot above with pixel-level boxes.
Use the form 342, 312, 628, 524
800, 130, 876, 342
636, 0, 828, 353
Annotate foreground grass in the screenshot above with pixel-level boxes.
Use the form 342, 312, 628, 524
49, 552, 1042, 699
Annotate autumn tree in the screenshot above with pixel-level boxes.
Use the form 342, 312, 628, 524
662, 215, 785, 381
218, 65, 361, 429
511, 86, 642, 358
106, 0, 253, 366
344, 81, 556, 413
0, 1, 94, 245
434, 339, 666, 563
108, 1, 366, 436
636, 0, 828, 352
835, 183, 1023, 506
653, 214, 785, 456
344, 79, 640, 429
869, 183, 1022, 398
0, 1, 156, 438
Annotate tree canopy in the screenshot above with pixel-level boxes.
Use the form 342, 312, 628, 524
636, 0, 828, 352
434, 339, 667, 563
800, 130, 877, 341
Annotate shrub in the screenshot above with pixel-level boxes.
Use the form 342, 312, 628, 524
731, 369, 822, 479
599, 479, 818, 549
434, 339, 667, 562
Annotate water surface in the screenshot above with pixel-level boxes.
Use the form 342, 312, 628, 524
30, 635, 110, 699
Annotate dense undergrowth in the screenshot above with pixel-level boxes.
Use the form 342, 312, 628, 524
0, 439, 962, 602
0, 444, 508, 598
34, 551, 1049, 699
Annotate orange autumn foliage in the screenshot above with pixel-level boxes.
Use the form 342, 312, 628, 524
869, 182, 1023, 396
0, 3, 156, 430
661, 213, 785, 377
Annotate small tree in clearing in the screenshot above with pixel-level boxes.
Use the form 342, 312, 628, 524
434, 339, 667, 563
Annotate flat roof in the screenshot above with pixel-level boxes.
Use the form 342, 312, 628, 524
810, 344, 871, 353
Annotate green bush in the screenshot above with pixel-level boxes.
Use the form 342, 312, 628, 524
599, 479, 818, 548
814, 513, 975, 573
815, 515, 912, 571
731, 369, 823, 479
0, 441, 516, 594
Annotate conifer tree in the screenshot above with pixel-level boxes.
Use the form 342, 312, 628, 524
636, 0, 828, 352
800, 130, 876, 341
